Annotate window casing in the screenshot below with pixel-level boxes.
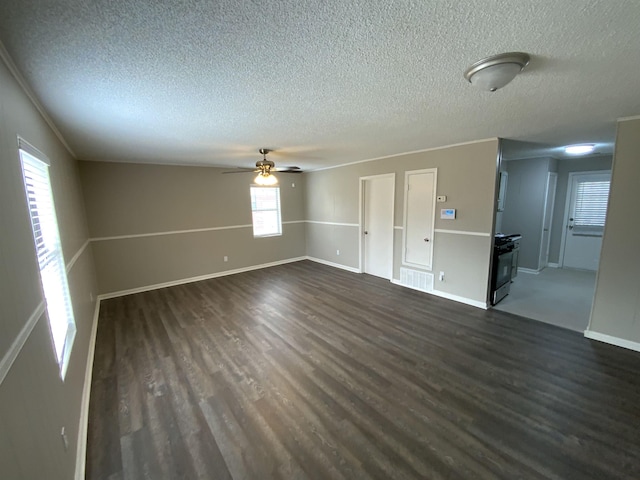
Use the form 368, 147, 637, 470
19, 142, 76, 378
250, 186, 282, 237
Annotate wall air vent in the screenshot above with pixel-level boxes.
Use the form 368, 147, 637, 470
399, 268, 434, 292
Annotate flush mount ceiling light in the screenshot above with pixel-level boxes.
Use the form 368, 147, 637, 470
565, 144, 596, 155
464, 52, 530, 92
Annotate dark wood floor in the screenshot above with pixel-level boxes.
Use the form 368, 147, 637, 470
86, 260, 640, 479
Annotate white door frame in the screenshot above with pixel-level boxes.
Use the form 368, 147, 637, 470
538, 172, 557, 270
559, 170, 611, 267
359, 173, 396, 276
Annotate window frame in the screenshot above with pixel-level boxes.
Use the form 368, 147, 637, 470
18, 138, 76, 379
249, 186, 282, 238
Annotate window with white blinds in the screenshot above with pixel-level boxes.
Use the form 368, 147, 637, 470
19, 143, 76, 378
573, 180, 610, 234
250, 186, 282, 237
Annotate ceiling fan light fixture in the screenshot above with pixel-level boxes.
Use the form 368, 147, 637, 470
254, 172, 278, 186
464, 52, 530, 92
564, 144, 596, 155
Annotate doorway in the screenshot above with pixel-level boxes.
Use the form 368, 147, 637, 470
493, 139, 613, 331
361, 174, 395, 279
560, 171, 611, 270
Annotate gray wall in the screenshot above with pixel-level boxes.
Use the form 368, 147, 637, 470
0, 58, 98, 478
501, 158, 552, 270
305, 139, 499, 305
80, 161, 306, 294
589, 118, 640, 343
548, 155, 612, 264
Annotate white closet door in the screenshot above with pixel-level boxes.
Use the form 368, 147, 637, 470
363, 175, 394, 279
403, 170, 436, 269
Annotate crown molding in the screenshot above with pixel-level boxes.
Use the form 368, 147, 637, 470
0, 40, 75, 158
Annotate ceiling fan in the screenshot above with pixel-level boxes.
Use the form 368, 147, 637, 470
223, 148, 302, 185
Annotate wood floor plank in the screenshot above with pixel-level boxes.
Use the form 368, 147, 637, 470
87, 260, 640, 479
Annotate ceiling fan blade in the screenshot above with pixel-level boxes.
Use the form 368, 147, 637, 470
222, 168, 259, 174
275, 167, 303, 173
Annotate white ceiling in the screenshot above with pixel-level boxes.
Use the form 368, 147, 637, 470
0, 1, 638, 170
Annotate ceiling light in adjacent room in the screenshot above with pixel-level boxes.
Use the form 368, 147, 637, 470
565, 144, 596, 155
464, 52, 530, 92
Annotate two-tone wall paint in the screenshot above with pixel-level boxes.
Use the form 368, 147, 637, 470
305, 140, 500, 307
79, 140, 500, 307
0, 53, 98, 479
79, 161, 307, 296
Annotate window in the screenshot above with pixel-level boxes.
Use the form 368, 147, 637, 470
573, 180, 610, 234
250, 186, 282, 237
19, 140, 76, 378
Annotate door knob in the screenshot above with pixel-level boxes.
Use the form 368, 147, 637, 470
364, 231, 368, 235
424, 238, 429, 242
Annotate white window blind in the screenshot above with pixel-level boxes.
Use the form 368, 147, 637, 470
573, 180, 610, 234
19, 145, 76, 377
250, 186, 282, 237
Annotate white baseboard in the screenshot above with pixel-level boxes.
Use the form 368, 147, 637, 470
431, 289, 488, 309
584, 330, 640, 353
75, 298, 101, 480
98, 257, 307, 300
390, 279, 487, 309
518, 267, 541, 275
305, 256, 361, 274
547, 262, 559, 268
390, 278, 430, 294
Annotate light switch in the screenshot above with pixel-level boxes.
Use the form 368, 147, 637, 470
437, 195, 447, 202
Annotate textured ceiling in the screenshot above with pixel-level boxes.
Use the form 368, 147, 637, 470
0, 0, 639, 169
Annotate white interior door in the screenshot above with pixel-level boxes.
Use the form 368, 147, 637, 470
562, 171, 611, 271
403, 170, 436, 269
363, 175, 394, 279
538, 172, 557, 269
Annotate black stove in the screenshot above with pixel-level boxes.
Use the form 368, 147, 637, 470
491, 234, 522, 305
495, 233, 522, 248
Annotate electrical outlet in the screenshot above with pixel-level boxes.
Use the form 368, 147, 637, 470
437, 195, 447, 202
336, 249, 340, 256
223, 256, 228, 262
439, 271, 445, 281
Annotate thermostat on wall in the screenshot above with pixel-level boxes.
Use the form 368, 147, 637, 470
440, 208, 456, 220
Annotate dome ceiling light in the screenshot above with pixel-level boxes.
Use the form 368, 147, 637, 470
464, 52, 531, 92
